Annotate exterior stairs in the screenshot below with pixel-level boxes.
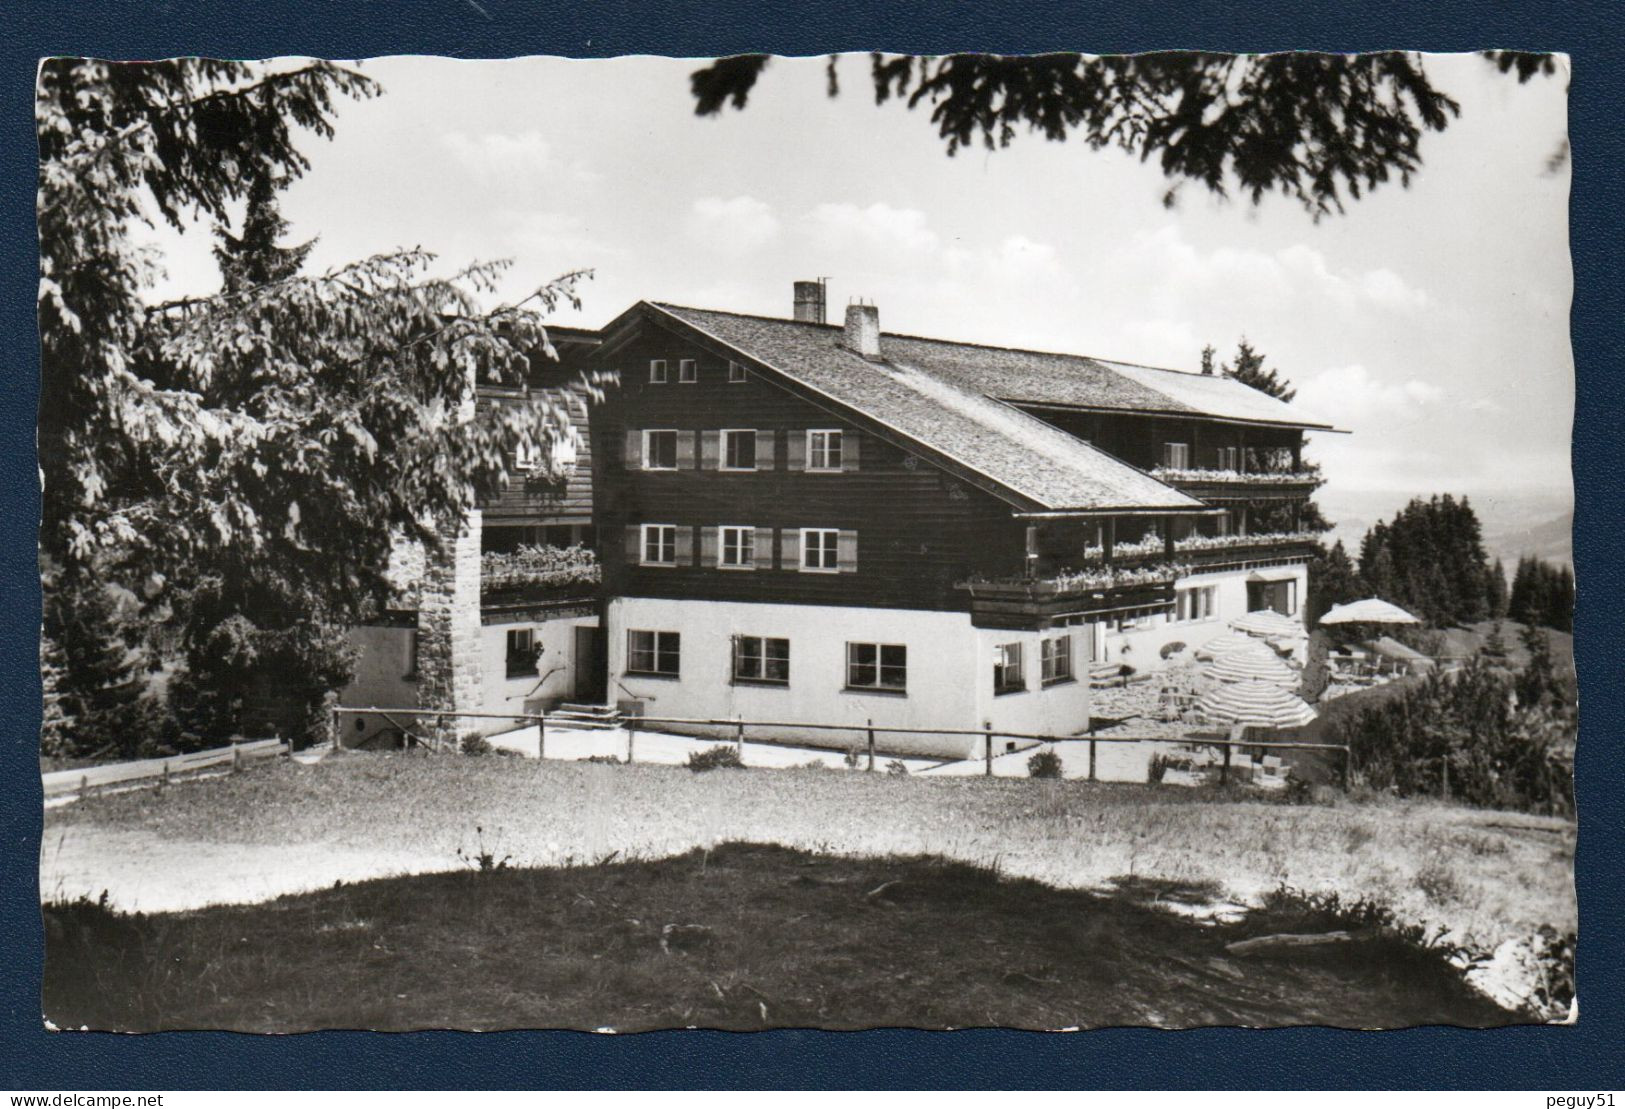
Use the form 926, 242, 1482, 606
548, 703, 624, 731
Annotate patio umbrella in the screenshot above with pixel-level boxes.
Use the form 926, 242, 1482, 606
1207, 642, 1301, 688
1199, 678, 1317, 728
1231, 608, 1307, 639
1319, 597, 1421, 626
1195, 631, 1258, 661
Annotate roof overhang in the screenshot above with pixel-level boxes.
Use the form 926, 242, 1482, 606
1247, 566, 1303, 582
1007, 399, 1349, 435
1012, 506, 1229, 520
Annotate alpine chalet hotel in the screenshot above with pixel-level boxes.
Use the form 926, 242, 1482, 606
591, 284, 1339, 759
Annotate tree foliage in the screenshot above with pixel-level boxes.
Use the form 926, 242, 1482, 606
37, 58, 598, 751
1508, 556, 1574, 633
691, 52, 1553, 218
1356, 495, 1498, 626
1211, 337, 1296, 402
1306, 539, 1363, 625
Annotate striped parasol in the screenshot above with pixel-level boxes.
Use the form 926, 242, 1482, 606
1319, 597, 1421, 625
1230, 608, 1307, 639
1207, 641, 1301, 687
1195, 631, 1259, 661
1199, 678, 1317, 728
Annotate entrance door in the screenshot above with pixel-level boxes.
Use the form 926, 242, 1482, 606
1247, 579, 1297, 615
573, 625, 608, 703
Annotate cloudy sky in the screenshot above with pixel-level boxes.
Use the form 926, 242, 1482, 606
142, 53, 1573, 523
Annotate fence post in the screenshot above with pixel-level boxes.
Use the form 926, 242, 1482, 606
232, 743, 242, 773
626, 716, 636, 764
537, 714, 546, 761
983, 721, 994, 777
1340, 746, 1351, 791
735, 715, 745, 757
330, 707, 341, 752
867, 719, 876, 772
1220, 742, 1232, 786
1088, 736, 1097, 782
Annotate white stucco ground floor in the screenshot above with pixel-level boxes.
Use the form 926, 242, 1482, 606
1100, 561, 1310, 670
339, 607, 601, 747
606, 596, 1093, 759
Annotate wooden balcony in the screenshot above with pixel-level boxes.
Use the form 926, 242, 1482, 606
479, 546, 601, 618
957, 564, 1180, 630
1150, 466, 1323, 503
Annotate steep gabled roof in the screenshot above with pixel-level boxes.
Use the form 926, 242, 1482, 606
639, 304, 1211, 515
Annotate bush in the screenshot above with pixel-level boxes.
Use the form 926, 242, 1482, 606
843, 746, 863, 769
686, 745, 744, 772
460, 732, 492, 756
1159, 641, 1187, 660
1027, 749, 1063, 779
885, 759, 909, 776
1148, 753, 1175, 784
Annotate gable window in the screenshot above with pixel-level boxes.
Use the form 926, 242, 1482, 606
720, 525, 756, 569
649, 359, 668, 384
801, 528, 839, 572
1174, 585, 1217, 623
847, 642, 907, 693
1162, 442, 1191, 468
728, 360, 748, 383
807, 429, 843, 472
505, 628, 538, 679
627, 629, 680, 677
642, 524, 677, 566
1041, 635, 1073, 685
994, 642, 1026, 695
733, 636, 789, 685
643, 430, 679, 470
722, 429, 758, 471
678, 358, 698, 384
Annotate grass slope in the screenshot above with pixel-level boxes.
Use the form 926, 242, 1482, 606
43, 755, 1576, 961
43, 843, 1513, 1032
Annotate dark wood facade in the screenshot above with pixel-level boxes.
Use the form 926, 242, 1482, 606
590, 323, 1028, 613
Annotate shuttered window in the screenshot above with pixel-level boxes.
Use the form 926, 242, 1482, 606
789, 430, 859, 472
721, 429, 757, 471
994, 642, 1026, 695
642, 524, 677, 566
797, 529, 856, 573
720, 525, 754, 568
807, 430, 842, 471
643, 430, 679, 470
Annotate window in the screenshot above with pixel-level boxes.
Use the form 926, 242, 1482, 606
1041, 635, 1073, 685
994, 642, 1026, 695
1215, 445, 1239, 471
807, 429, 843, 471
642, 524, 677, 566
801, 528, 839, 572
643, 430, 678, 470
505, 628, 538, 679
512, 438, 540, 473
722, 429, 758, 471
720, 525, 755, 568
649, 359, 668, 384
1162, 442, 1191, 468
678, 358, 697, 383
733, 636, 789, 684
627, 630, 680, 677
847, 642, 907, 692
1174, 585, 1217, 623
728, 360, 748, 383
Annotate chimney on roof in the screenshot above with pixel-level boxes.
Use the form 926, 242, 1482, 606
844, 299, 881, 360
792, 279, 827, 324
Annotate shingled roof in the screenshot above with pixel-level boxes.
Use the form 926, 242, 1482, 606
640, 303, 1215, 515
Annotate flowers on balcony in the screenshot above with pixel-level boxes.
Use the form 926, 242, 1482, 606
960, 561, 1185, 598
1174, 529, 1321, 553
480, 543, 600, 595
1150, 465, 1323, 486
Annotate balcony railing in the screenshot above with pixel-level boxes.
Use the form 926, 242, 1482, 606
481, 544, 601, 604
957, 562, 1182, 629
1150, 465, 1324, 494
960, 560, 1184, 600
1072, 529, 1321, 569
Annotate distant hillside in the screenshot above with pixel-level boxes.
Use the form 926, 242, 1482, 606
1319, 490, 1572, 572
1481, 510, 1573, 571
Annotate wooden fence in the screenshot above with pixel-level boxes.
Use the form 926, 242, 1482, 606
41, 738, 289, 800
335, 705, 1350, 787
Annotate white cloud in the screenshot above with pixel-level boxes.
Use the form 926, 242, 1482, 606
1293, 363, 1445, 429
685, 196, 781, 256
506, 210, 616, 263
440, 130, 598, 183
805, 202, 940, 252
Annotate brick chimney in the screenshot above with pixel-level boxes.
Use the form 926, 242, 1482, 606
793, 279, 826, 324
844, 300, 881, 360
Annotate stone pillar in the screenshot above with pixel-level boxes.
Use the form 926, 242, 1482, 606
417, 507, 484, 747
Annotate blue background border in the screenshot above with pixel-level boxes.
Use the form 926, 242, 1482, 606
4, 0, 1619, 1090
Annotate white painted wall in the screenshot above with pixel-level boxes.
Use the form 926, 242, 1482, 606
606, 597, 1091, 759
1101, 563, 1310, 671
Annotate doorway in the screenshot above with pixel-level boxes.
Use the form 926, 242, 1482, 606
573, 625, 607, 703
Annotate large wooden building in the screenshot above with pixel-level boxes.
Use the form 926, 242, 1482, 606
586, 288, 1340, 757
